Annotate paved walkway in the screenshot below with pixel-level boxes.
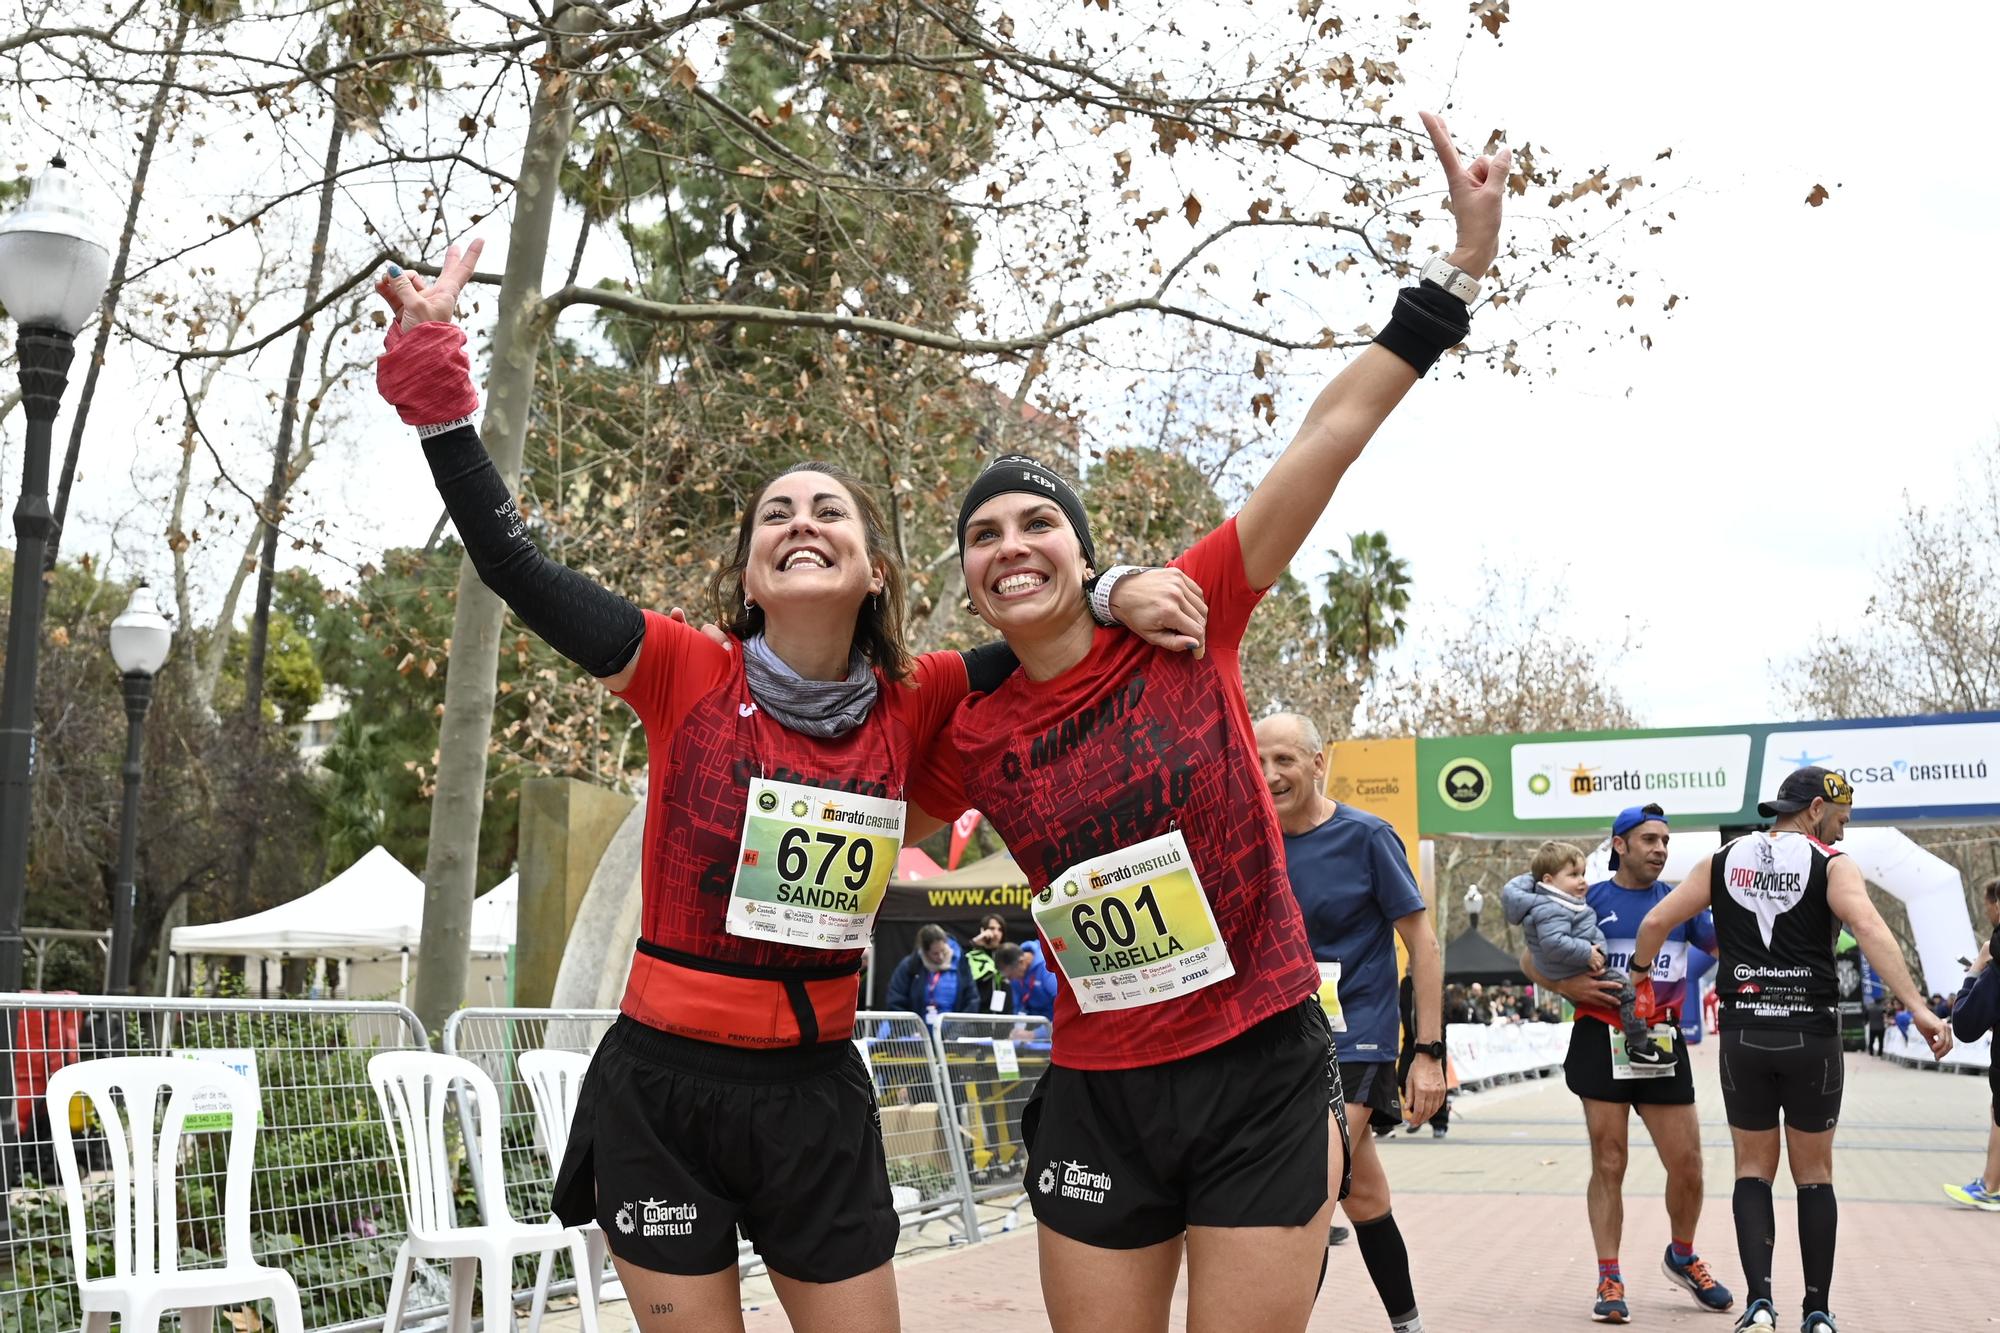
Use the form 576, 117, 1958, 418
553, 1040, 1995, 1330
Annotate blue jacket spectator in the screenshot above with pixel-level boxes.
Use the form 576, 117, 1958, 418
886, 924, 976, 1019
1950, 947, 1998, 1043
994, 940, 1060, 1021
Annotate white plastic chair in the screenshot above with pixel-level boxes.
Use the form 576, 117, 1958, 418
45, 1055, 305, 1333
368, 1051, 599, 1333
517, 1049, 614, 1331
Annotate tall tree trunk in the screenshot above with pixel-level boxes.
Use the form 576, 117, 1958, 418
230, 108, 345, 912
242, 109, 345, 720
411, 20, 586, 1037
45, 2, 194, 568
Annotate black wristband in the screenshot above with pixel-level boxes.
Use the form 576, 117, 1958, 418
1373, 282, 1473, 376
420, 425, 645, 679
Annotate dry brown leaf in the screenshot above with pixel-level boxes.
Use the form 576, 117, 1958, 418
1805, 183, 1830, 207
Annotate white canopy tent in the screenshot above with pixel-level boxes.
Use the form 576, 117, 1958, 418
167, 847, 517, 1002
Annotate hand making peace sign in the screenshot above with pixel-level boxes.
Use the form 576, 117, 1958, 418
1419, 110, 1509, 280
375, 237, 486, 331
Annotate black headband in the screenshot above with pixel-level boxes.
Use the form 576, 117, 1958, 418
956, 455, 1096, 569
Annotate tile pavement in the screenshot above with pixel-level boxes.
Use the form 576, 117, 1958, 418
548, 1039, 1998, 1331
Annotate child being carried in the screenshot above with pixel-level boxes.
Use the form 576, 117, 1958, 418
1503, 840, 1670, 1065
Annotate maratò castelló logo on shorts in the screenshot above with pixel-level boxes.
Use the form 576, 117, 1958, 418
1438, 757, 1492, 810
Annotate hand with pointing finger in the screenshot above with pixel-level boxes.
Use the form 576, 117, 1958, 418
376, 238, 486, 332
1419, 111, 1508, 280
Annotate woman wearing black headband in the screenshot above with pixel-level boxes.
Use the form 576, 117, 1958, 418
909, 111, 1508, 1332
373, 252, 1205, 1332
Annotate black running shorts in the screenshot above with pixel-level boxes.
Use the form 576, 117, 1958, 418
1990, 1061, 1999, 1129
1338, 1059, 1403, 1120
1718, 1026, 1844, 1133
1019, 997, 1348, 1249
550, 1016, 897, 1283
1564, 1017, 1696, 1106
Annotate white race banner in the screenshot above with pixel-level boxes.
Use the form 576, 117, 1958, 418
1511, 733, 1753, 820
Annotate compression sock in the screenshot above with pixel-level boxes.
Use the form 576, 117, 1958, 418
1670, 1237, 1694, 1264
1598, 1258, 1622, 1282
1354, 1212, 1420, 1330
1732, 1177, 1776, 1305
1797, 1183, 1838, 1312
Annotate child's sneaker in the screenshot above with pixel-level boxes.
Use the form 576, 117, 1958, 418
1625, 1034, 1673, 1065
1800, 1313, 1836, 1333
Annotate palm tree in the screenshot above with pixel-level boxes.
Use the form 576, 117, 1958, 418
1319, 530, 1411, 672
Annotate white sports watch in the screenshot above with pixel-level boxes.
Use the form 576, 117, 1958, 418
1418, 255, 1481, 305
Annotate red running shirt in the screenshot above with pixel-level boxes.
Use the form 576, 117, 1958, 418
911, 519, 1320, 1070
615, 611, 966, 972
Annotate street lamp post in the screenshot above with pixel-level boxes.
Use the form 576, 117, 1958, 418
0, 157, 111, 993
107, 586, 171, 994
0, 158, 110, 1242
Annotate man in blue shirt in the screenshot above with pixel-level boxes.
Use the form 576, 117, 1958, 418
1258, 713, 1443, 1333
1523, 804, 1733, 1323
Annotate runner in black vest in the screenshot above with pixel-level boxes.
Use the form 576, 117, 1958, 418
1631, 767, 1951, 1333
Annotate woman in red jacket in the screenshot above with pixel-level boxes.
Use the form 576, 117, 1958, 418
373, 252, 1199, 1332
911, 112, 1507, 1333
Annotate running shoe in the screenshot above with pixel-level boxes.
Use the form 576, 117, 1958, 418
1592, 1276, 1630, 1324
1733, 1298, 1779, 1331
1941, 1178, 2000, 1211
1329, 1224, 1350, 1246
1662, 1245, 1735, 1311
1799, 1313, 1836, 1333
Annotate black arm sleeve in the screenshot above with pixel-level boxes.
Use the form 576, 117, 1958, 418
960, 640, 1020, 694
419, 424, 646, 679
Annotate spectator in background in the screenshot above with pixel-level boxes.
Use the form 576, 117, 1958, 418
1864, 994, 1886, 1057
1445, 984, 1472, 1025
1893, 999, 1913, 1041
1941, 876, 2000, 1211
886, 924, 976, 1021
1463, 882, 1485, 934
965, 912, 1007, 1011
993, 940, 1060, 1023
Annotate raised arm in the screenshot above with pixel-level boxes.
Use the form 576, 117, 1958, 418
1235, 113, 1508, 589
1827, 857, 1953, 1059
375, 242, 645, 689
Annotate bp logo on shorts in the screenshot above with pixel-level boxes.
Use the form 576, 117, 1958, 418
613, 1203, 636, 1235
1037, 1165, 1056, 1195
758, 791, 778, 812
1438, 757, 1492, 811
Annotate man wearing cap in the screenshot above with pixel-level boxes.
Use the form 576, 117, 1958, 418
1523, 803, 1733, 1323
1633, 768, 1952, 1333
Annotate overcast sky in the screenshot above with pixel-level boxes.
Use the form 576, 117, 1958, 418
9, 2, 1994, 735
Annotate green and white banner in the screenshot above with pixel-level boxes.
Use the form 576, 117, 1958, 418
1415, 711, 2000, 836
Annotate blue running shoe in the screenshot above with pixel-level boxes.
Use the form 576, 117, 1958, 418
1662, 1245, 1735, 1312
1942, 1178, 2000, 1211
1733, 1298, 1779, 1331
1800, 1313, 1836, 1333
1592, 1276, 1630, 1324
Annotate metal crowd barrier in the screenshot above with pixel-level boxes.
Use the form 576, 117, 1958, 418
852, 1009, 985, 1242
1, 994, 428, 1333
3, 997, 1054, 1331
925, 1011, 1052, 1217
